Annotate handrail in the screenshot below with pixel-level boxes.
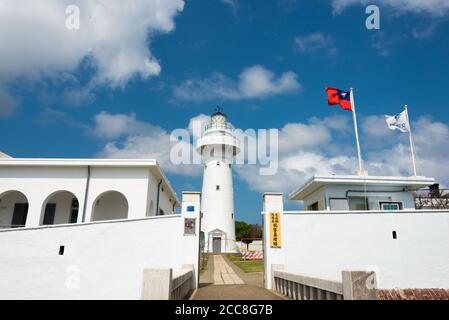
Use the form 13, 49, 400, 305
273, 270, 377, 300
274, 270, 342, 295
205, 123, 234, 131
273, 270, 343, 300
170, 269, 194, 300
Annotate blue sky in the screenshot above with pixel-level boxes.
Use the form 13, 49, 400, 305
1, 0, 449, 223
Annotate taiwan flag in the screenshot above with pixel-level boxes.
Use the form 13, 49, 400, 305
325, 87, 352, 111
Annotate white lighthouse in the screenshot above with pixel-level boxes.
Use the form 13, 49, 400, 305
196, 108, 240, 253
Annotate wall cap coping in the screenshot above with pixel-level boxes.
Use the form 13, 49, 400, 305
0, 214, 181, 233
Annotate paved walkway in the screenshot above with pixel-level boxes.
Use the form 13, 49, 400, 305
192, 254, 284, 300
212, 255, 244, 285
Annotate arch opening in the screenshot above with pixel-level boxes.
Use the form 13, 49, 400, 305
40, 191, 79, 226
0, 191, 29, 229
91, 191, 128, 222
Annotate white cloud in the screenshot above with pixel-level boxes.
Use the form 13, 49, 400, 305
412, 24, 438, 39
62, 87, 95, 107
278, 123, 331, 153
188, 114, 210, 141
94, 111, 202, 176
235, 116, 355, 193
0, 89, 19, 118
91, 111, 163, 140
293, 33, 335, 53
0, 0, 184, 113
332, 0, 449, 16
362, 115, 449, 184
238, 114, 449, 194
92, 111, 449, 195
239, 66, 301, 98
173, 65, 301, 102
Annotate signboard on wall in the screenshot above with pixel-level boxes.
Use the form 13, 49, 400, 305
269, 212, 282, 248
184, 218, 196, 235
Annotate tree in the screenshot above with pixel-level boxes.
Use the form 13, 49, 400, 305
235, 221, 263, 247
235, 221, 251, 241
248, 224, 263, 239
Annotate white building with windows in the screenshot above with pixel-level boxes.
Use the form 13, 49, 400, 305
263, 174, 449, 292
289, 175, 435, 212
196, 110, 240, 253
0, 158, 179, 228
0, 156, 202, 299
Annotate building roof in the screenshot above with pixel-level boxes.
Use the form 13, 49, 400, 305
0, 158, 158, 167
0, 151, 11, 158
289, 175, 435, 201
0, 158, 180, 205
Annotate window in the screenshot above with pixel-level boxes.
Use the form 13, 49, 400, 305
307, 202, 319, 211
43, 203, 56, 225
348, 197, 369, 210
329, 198, 349, 211
216, 185, 220, 191
69, 198, 79, 224
380, 202, 402, 211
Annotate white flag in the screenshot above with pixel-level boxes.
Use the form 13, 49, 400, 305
385, 110, 410, 133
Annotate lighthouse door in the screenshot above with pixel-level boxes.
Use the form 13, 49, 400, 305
212, 237, 221, 253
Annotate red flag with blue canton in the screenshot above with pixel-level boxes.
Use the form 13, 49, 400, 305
325, 87, 352, 111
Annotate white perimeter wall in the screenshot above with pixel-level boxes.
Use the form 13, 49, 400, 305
0, 213, 199, 299
263, 194, 449, 289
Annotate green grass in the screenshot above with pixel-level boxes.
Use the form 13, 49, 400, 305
200, 252, 209, 275
227, 253, 264, 273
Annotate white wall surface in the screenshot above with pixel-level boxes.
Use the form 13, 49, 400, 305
264, 204, 449, 289
0, 165, 177, 228
324, 185, 416, 210
91, 191, 128, 221
0, 166, 87, 227
302, 184, 416, 211
85, 167, 149, 222
0, 214, 199, 299
145, 170, 176, 216
302, 186, 326, 210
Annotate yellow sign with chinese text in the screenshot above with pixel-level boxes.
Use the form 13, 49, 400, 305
269, 212, 282, 248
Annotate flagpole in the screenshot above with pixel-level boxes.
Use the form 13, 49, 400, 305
350, 88, 364, 175
404, 105, 418, 176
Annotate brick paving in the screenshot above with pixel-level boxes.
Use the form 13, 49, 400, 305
378, 288, 449, 300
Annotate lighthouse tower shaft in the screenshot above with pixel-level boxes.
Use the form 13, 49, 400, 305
196, 111, 240, 253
